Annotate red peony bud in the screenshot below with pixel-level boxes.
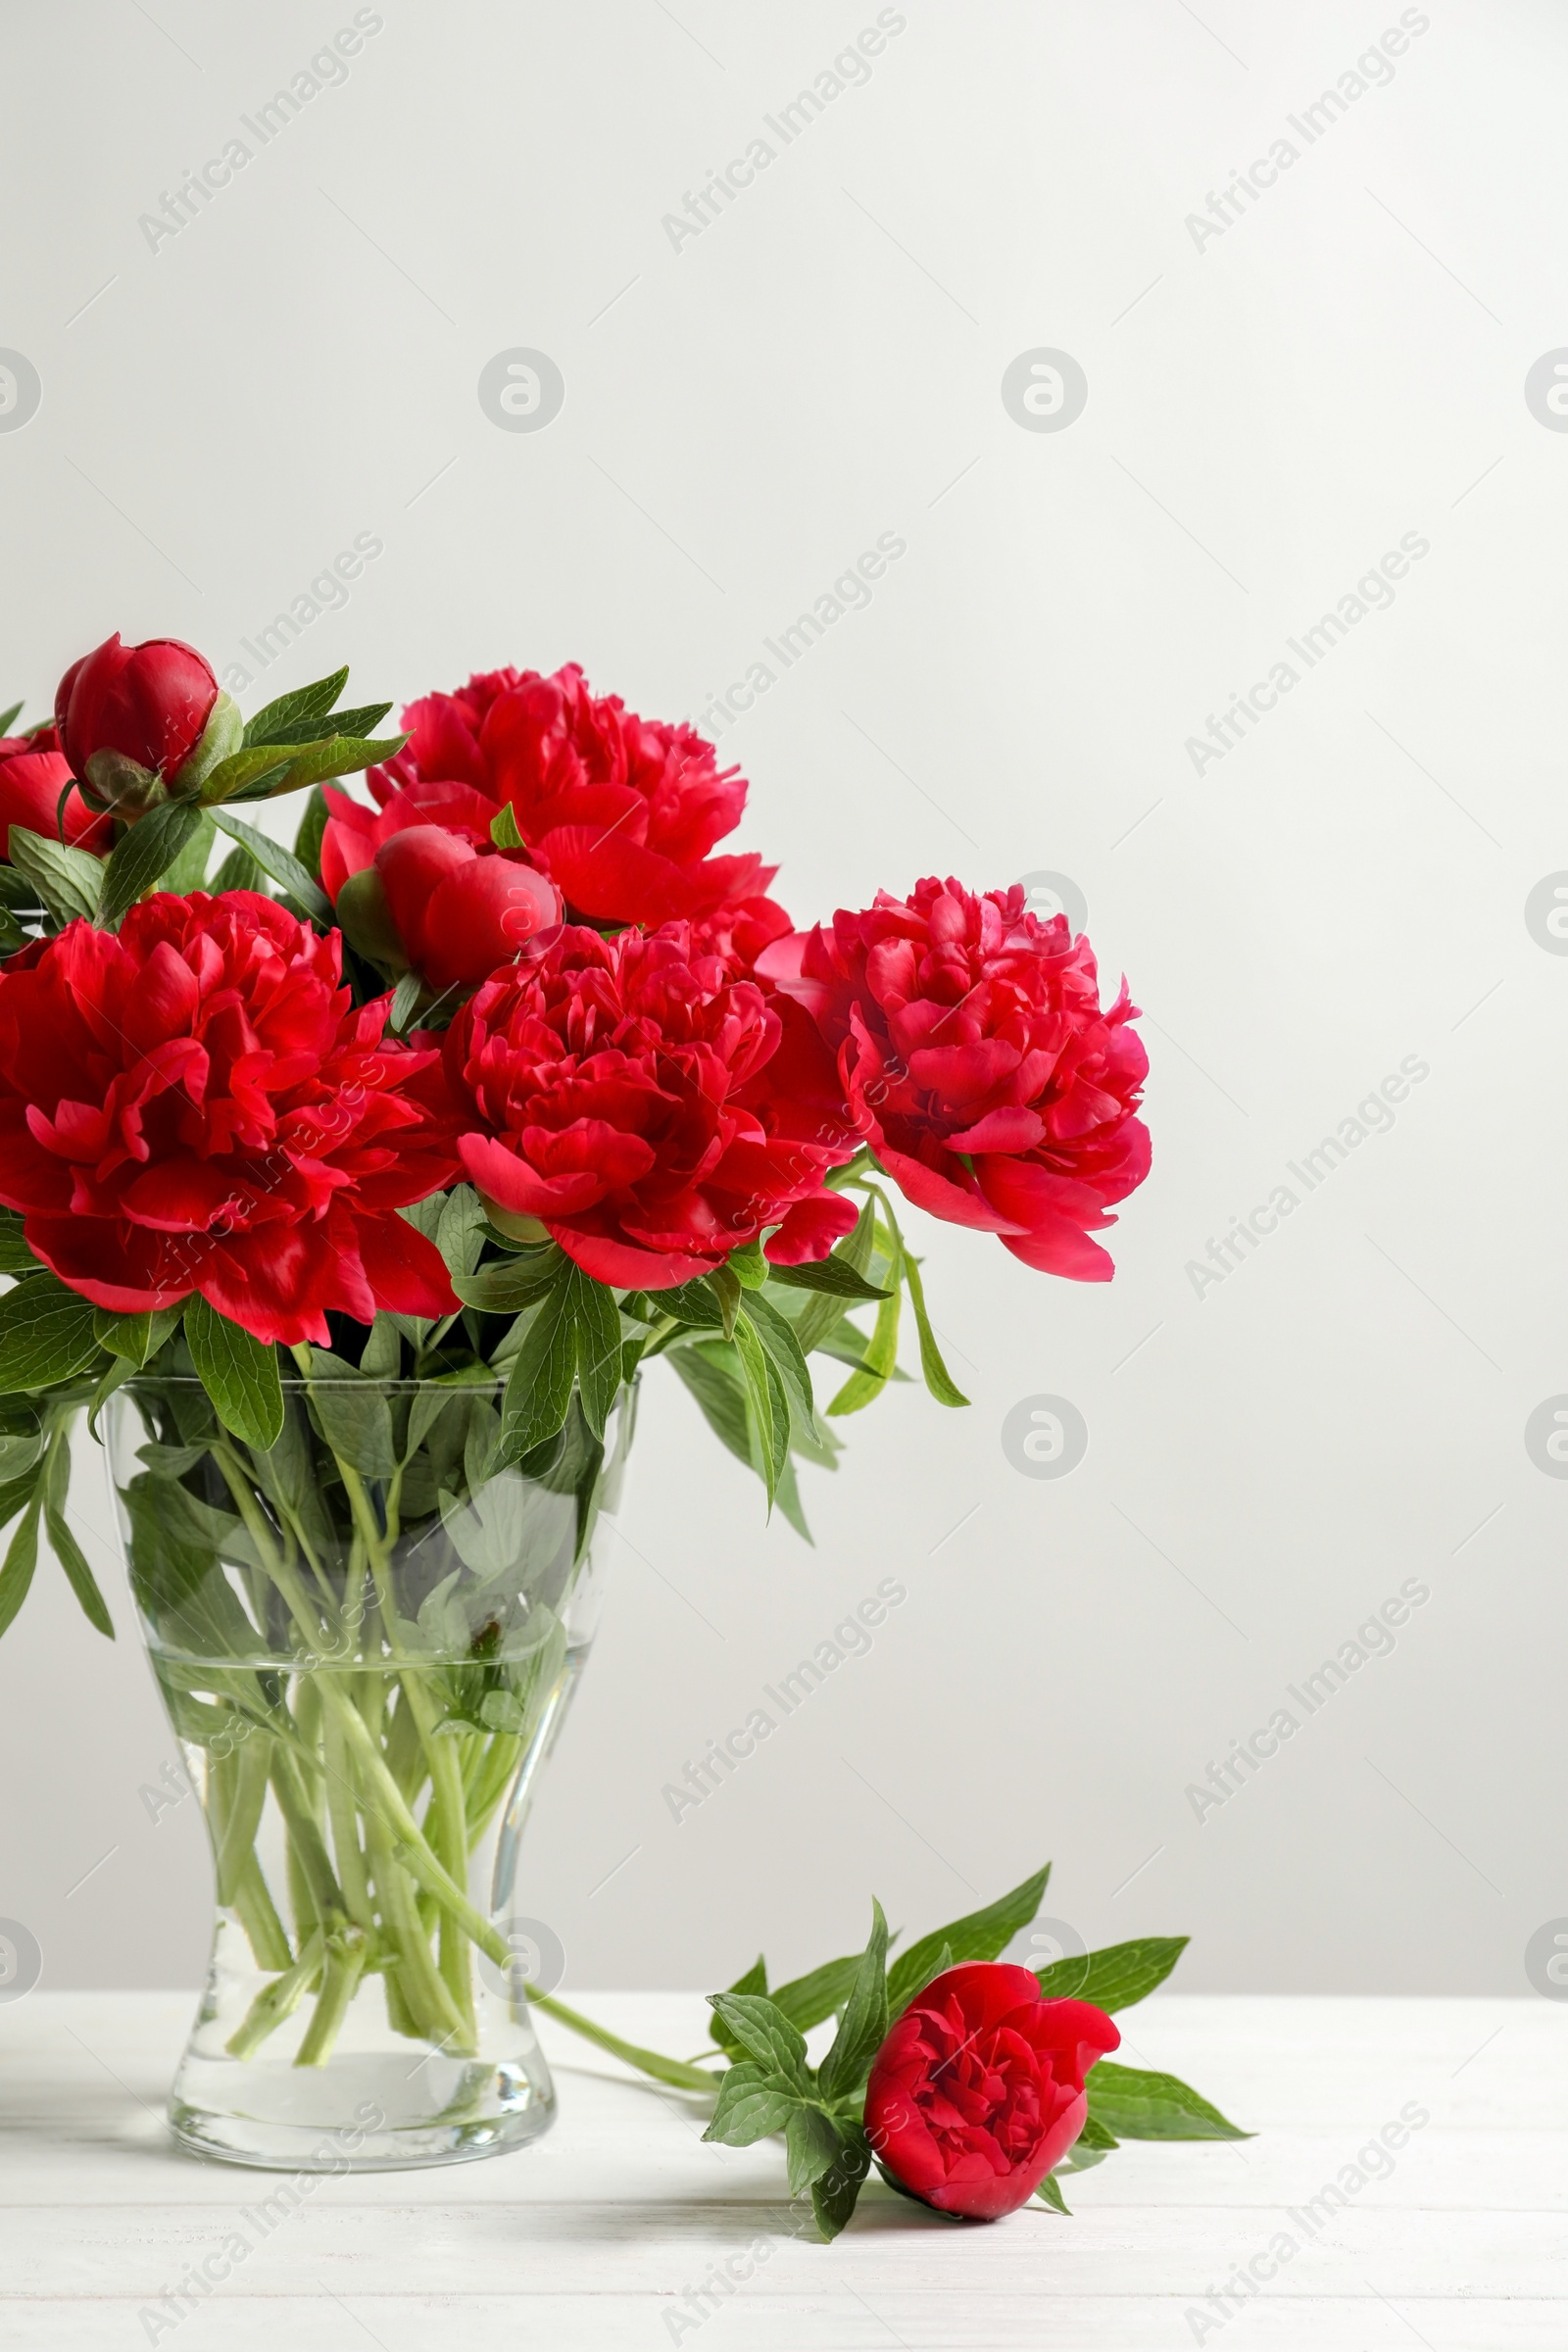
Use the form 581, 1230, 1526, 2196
373, 824, 563, 993
54, 633, 219, 807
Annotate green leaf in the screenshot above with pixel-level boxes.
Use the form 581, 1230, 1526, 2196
388, 972, 422, 1033
501, 1272, 576, 1456
358, 1314, 402, 1380
667, 1340, 752, 1468
786, 2106, 847, 2196
766, 1255, 891, 1303
96, 800, 205, 924
210, 843, 264, 894
571, 1268, 623, 1442
1035, 1936, 1190, 2013
0, 1478, 43, 1637
704, 2061, 801, 2148
739, 1292, 815, 1442
242, 667, 350, 745
490, 802, 524, 850
293, 784, 329, 883
732, 1313, 787, 1508
769, 1953, 864, 2035
452, 1255, 560, 1313
434, 1186, 491, 1281
7, 827, 104, 926
810, 2124, 872, 2241
93, 1305, 183, 1369
886, 1867, 1052, 2018
727, 1239, 769, 1290
705, 1992, 811, 2093
1075, 2112, 1120, 2151
826, 1222, 902, 1416
163, 809, 216, 895
247, 701, 393, 749
710, 1956, 768, 2057
0, 1277, 103, 1392
0, 1210, 38, 1274
304, 1348, 394, 1477
899, 1239, 969, 1409
1034, 2171, 1072, 2215
185, 1298, 283, 1450
191, 743, 300, 804
268, 732, 408, 795
791, 1199, 877, 1356
656, 1279, 724, 1330
204, 732, 405, 807
1087, 2062, 1251, 2142
208, 810, 331, 923
43, 1426, 112, 1637
818, 1898, 890, 2104
0, 702, 23, 737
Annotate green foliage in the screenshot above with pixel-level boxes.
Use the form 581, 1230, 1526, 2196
1087, 2062, 1252, 2142
0, 1275, 103, 1392
1035, 1936, 1190, 2012
885, 1867, 1052, 2017
97, 801, 207, 924
7, 826, 104, 926
185, 1298, 283, 1450
209, 809, 331, 922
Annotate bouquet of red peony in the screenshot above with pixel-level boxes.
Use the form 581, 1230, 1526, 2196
0, 636, 1237, 2225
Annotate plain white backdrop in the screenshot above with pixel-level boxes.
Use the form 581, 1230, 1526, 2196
0, 0, 1562, 2001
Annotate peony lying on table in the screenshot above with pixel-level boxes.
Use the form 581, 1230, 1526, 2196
0, 637, 1176, 2200
543, 1865, 1248, 2243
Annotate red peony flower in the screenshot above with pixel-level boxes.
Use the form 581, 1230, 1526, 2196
760, 879, 1150, 1282
864, 1964, 1120, 2221
445, 920, 858, 1290
0, 893, 461, 1347
0, 726, 111, 860
55, 633, 218, 792
337, 821, 564, 995
321, 662, 785, 940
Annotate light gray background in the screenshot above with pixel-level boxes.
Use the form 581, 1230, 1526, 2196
0, 0, 1559, 1999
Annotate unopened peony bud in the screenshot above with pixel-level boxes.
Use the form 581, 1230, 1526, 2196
55, 634, 219, 808
372, 825, 563, 994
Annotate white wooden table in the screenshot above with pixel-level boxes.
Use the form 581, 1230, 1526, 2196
0, 1991, 1561, 2347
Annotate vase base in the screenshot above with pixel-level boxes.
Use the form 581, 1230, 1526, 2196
167, 2049, 556, 2172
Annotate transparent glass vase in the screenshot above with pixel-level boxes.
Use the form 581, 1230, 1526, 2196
103, 1371, 635, 2172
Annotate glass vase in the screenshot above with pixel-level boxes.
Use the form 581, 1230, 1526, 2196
103, 1371, 635, 2172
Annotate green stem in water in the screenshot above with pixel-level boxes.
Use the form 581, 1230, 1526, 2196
295, 1924, 368, 2068
365, 1803, 472, 2051
226, 1930, 324, 2060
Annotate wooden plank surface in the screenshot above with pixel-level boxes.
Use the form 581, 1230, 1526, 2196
0, 1993, 1562, 2347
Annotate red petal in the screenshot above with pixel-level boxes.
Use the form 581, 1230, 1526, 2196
547, 1223, 715, 1290
876, 1145, 1026, 1234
